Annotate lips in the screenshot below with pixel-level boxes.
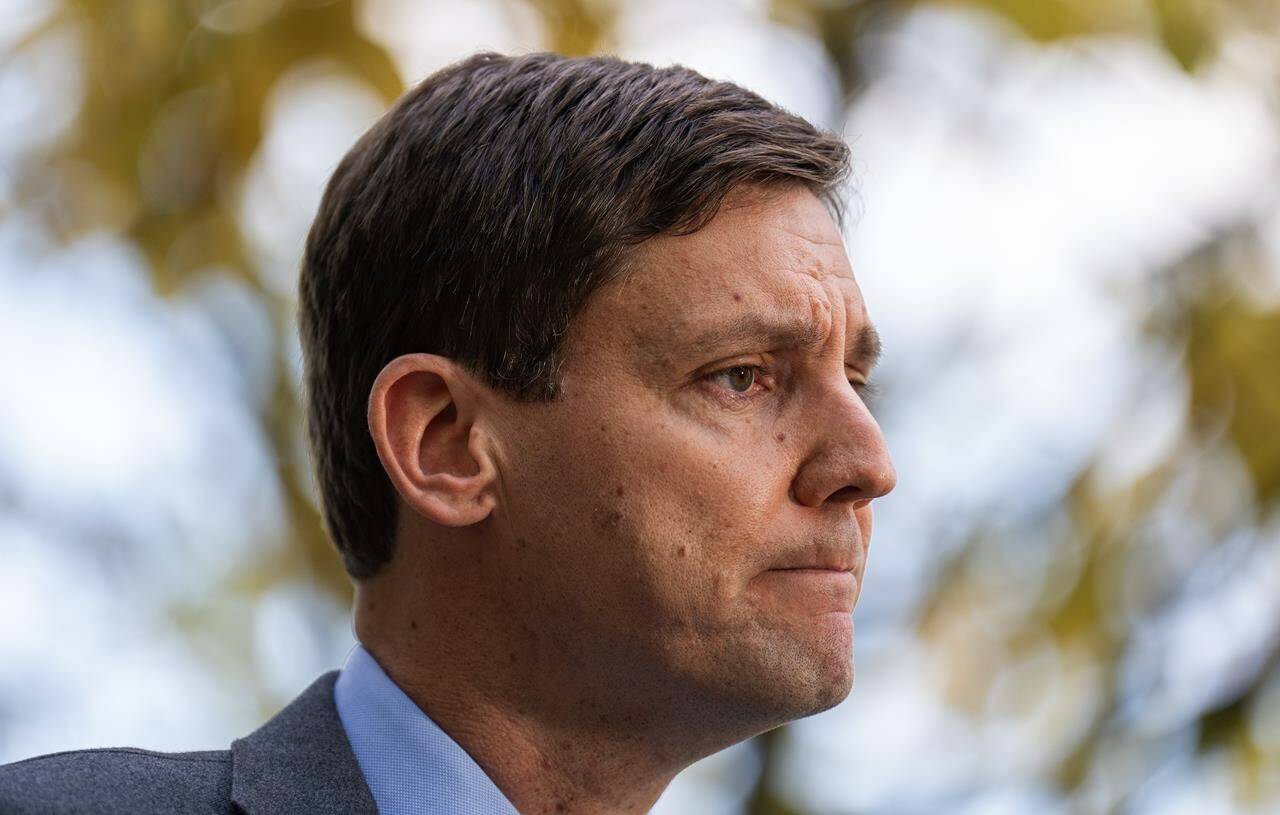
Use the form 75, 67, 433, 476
769, 540, 862, 574
753, 568, 859, 615
772, 566, 854, 575
753, 535, 865, 616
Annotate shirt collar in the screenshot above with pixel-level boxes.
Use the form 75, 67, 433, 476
334, 643, 520, 815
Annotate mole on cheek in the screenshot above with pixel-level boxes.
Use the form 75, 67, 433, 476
596, 508, 624, 531
776, 432, 786, 442
677, 545, 687, 558
732, 292, 742, 302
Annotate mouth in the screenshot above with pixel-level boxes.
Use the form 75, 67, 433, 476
772, 566, 854, 574
768, 537, 863, 575
753, 567, 859, 616
769, 553, 861, 574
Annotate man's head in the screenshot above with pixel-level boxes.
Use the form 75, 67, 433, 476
300, 52, 894, 745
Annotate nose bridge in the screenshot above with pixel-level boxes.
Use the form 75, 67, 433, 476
791, 368, 896, 508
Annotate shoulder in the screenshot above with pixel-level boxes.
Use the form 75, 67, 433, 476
0, 746, 233, 815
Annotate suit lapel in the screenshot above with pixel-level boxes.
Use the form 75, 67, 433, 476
230, 671, 379, 815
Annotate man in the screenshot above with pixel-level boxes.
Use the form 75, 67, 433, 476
0, 51, 894, 814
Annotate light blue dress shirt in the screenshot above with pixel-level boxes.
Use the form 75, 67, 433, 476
334, 643, 521, 815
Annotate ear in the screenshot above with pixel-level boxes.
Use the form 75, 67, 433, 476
367, 353, 499, 527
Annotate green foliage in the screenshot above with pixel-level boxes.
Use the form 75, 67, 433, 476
1187, 292, 1280, 507
12, 0, 406, 698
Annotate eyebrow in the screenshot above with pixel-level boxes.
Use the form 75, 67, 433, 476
674, 315, 883, 370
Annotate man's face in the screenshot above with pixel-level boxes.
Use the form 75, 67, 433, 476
487, 183, 895, 731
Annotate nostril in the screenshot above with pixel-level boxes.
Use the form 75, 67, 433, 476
828, 484, 862, 504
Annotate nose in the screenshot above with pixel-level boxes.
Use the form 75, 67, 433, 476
789, 377, 897, 509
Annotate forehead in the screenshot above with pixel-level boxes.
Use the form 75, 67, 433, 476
597, 184, 866, 353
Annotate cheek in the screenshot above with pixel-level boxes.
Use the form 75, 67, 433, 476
502, 386, 795, 618
625, 421, 793, 595
856, 505, 874, 548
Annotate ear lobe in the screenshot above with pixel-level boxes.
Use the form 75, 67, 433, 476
367, 354, 498, 527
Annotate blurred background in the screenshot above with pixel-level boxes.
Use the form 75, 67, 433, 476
2, 0, 1279, 812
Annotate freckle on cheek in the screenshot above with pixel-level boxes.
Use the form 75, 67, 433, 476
596, 508, 623, 531
615, 485, 625, 496
677, 545, 686, 558
776, 432, 787, 442
732, 292, 742, 302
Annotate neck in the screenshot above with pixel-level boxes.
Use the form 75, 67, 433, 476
354, 573, 726, 815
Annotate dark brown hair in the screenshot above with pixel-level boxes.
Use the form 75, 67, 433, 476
299, 51, 851, 579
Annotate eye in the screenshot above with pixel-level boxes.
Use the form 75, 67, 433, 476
720, 365, 756, 393
701, 366, 879, 406
852, 378, 881, 405
703, 364, 767, 398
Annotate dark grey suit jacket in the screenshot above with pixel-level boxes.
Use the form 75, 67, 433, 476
0, 671, 379, 815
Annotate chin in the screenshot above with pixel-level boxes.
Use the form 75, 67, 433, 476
811, 657, 855, 713
791, 611, 856, 707
801, 637, 855, 715
727, 615, 857, 724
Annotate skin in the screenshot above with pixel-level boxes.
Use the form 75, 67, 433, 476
359, 182, 896, 815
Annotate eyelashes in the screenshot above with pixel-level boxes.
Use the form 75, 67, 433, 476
857, 380, 882, 405
701, 364, 879, 407
704, 364, 767, 396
